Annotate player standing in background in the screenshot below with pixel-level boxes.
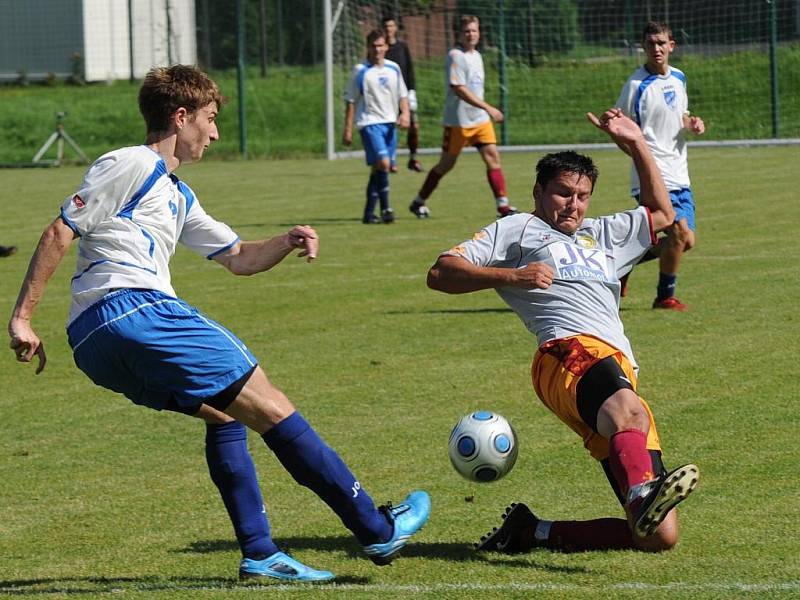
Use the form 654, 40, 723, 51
382, 15, 424, 173
428, 108, 698, 554
409, 15, 516, 219
616, 21, 705, 310
9, 64, 429, 582
343, 29, 410, 224
0, 244, 16, 257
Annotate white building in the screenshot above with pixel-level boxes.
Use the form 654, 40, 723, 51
0, 0, 196, 82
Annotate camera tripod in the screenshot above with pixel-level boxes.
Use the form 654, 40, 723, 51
32, 112, 89, 166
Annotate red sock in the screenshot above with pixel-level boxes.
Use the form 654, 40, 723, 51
419, 169, 443, 200
486, 167, 507, 198
609, 429, 655, 498
548, 518, 636, 551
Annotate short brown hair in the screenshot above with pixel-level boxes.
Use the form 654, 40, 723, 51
642, 21, 673, 42
138, 65, 223, 133
366, 29, 386, 47
454, 14, 479, 33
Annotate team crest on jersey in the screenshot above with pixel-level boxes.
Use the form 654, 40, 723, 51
379, 76, 389, 88
663, 89, 677, 110
71, 194, 85, 208
576, 234, 597, 249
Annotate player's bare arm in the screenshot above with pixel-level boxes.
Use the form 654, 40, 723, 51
214, 225, 318, 275
587, 109, 674, 232
342, 102, 355, 146
451, 85, 503, 123
397, 98, 410, 130
8, 217, 76, 373
428, 255, 552, 294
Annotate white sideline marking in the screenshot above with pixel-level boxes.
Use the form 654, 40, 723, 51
198, 581, 797, 594
3, 581, 798, 594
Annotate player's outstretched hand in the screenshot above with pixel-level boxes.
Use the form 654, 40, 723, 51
287, 225, 318, 262
8, 317, 47, 374
587, 108, 643, 143
513, 262, 554, 290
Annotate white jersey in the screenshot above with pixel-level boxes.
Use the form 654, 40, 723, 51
344, 59, 408, 130
443, 46, 489, 127
59, 145, 239, 325
442, 208, 655, 371
616, 66, 690, 194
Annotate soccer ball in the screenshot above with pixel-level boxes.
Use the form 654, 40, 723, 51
448, 411, 518, 482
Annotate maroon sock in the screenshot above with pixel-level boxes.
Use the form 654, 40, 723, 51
418, 169, 443, 200
548, 518, 636, 552
486, 167, 507, 198
609, 429, 655, 498
408, 127, 419, 154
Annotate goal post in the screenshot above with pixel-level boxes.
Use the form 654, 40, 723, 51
325, 0, 800, 160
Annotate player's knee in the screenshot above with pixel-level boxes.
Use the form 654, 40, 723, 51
374, 158, 391, 172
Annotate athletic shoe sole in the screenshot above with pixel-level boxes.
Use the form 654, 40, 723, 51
632, 463, 699, 538
475, 502, 538, 553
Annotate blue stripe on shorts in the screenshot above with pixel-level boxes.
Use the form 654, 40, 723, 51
67, 289, 257, 412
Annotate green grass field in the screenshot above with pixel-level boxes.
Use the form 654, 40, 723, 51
0, 146, 798, 598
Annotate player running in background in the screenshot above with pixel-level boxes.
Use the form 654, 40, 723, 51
427, 108, 698, 553
409, 15, 516, 219
616, 21, 705, 310
382, 15, 424, 173
8, 64, 429, 582
343, 29, 410, 224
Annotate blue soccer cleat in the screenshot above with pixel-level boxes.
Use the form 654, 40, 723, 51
363, 490, 431, 566
239, 551, 334, 582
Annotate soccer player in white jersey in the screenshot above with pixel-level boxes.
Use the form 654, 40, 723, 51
409, 15, 516, 219
343, 29, 410, 224
616, 21, 706, 310
428, 108, 699, 554
8, 64, 429, 582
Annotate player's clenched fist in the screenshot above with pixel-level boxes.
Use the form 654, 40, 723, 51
286, 225, 319, 262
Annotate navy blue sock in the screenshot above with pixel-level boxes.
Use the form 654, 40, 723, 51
262, 411, 391, 546
375, 170, 390, 212
364, 173, 379, 219
657, 272, 677, 300
206, 421, 279, 559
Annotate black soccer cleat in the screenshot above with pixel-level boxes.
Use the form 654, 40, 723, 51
475, 502, 539, 554
381, 208, 396, 224
629, 463, 699, 538
408, 201, 430, 219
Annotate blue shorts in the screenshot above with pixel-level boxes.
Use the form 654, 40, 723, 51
67, 289, 258, 412
669, 188, 696, 231
635, 187, 696, 232
360, 123, 397, 166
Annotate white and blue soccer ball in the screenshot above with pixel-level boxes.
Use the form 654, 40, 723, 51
448, 411, 518, 482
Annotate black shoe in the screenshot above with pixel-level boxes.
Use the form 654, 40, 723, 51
0, 245, 17, 257
475, 503, 539, 553
381, 208, 395, 224
362, 214, 381, 224
408, 201, 430, 219
629, 464, 699, 538
408, 159, 424, 172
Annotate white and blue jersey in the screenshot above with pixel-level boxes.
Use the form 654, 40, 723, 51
616, 66, 691, 194
60, 145, 239, 325
344, 59, 408, 129
442, 208, 656, 371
